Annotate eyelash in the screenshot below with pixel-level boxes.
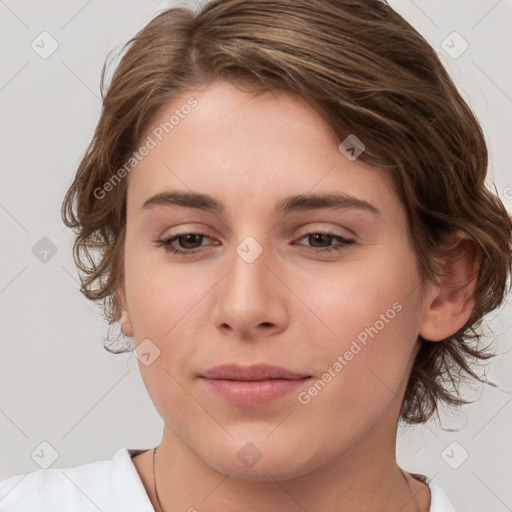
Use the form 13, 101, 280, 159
156, 231, 354, 256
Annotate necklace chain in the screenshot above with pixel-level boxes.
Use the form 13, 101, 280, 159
153, 446, 164, 512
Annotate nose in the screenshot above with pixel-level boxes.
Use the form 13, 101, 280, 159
209, 239, 288, 340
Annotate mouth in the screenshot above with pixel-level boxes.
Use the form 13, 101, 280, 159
199, 363, 312, 406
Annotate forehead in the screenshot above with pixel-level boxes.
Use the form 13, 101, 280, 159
126, 80, 402, 222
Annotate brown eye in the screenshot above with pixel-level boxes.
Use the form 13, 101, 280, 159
294, 232, 354, 253
157, 232, 213, 255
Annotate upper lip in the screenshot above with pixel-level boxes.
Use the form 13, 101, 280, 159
201, 364, 310, 381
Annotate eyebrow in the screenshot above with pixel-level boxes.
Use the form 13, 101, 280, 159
141, 190, 380, 215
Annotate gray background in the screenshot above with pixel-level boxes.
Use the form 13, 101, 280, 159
0, 1, 511, 510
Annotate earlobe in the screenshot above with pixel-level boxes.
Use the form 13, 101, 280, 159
419, 235, 478, 342
118, 289, 134, 338
120, 309, 134, 338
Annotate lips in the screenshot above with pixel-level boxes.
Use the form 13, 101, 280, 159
200, 363, 310, 381
199, 364, 311, 406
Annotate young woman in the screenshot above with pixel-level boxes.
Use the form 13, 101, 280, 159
1, 0, 510, 510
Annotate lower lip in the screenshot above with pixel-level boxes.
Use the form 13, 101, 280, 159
202, 378, 310, 406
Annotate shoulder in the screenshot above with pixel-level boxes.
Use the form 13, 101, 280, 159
0, 447, 154, 512
413, 473, 458, 512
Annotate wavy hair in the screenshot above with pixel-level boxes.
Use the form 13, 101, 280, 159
62, 0, 512, 423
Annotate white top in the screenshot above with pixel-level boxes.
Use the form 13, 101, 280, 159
0, 447, 457, 511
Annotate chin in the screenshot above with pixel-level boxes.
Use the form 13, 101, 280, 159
199, 436, 325, 482
213, 457, 315, 483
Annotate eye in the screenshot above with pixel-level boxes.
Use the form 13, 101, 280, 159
293, 232, 354, 253
156, 231, 215, 255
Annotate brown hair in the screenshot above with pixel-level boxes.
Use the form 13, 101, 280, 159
62, 0, 512, 423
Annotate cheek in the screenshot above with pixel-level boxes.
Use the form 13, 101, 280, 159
124, 243, 209, 340
125, 261, 211, 426
301, 249, 422, 395
308, 249, 420, 342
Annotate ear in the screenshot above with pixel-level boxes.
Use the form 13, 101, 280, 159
117, 286, 134, 338
419, 233, 479, 342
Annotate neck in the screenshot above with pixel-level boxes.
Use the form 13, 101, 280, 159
151, 422, 430, 512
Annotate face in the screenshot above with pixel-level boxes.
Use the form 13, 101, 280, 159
120, 79, 433, 481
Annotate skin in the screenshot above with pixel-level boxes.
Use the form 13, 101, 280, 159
119, 79, 475, 512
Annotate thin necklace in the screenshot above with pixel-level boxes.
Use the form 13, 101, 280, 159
153, 446, 419, 512
153, 446, 165, 512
